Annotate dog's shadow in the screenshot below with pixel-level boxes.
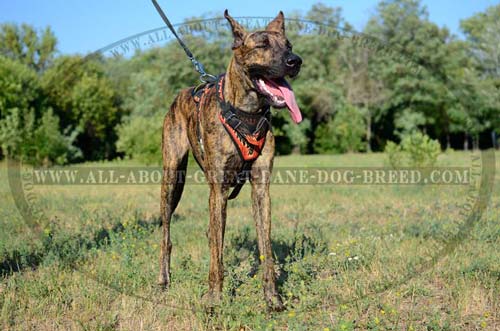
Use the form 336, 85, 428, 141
224, 225, 327, 292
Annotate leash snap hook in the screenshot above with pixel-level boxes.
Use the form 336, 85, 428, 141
191, 58, 217, 83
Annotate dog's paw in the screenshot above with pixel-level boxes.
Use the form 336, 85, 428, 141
267, 295, 285, 312
157, 274, 171, 289
201, 290, 222, 308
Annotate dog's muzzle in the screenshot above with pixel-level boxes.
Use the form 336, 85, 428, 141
285, 54, 302, 77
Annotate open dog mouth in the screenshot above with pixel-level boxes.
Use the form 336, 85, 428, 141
253, 77, 302, 124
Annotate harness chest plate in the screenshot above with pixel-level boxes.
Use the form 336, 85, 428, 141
192, 74, 271, 162
191, 74, 271, 199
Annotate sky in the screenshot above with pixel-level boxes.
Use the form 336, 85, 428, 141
0, 0, 498, 55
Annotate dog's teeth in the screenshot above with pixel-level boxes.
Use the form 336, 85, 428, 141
258, 79, 274, 96
263, 85, 271, 95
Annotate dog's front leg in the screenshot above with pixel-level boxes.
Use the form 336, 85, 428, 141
251, 171, 285, 312
205, 182, 228, 303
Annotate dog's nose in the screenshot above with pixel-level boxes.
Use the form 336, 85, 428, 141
286, 54, 302, 68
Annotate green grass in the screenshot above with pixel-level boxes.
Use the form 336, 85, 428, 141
0, 151, 499, 330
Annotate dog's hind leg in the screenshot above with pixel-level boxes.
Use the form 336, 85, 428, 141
158, 108, 189, 288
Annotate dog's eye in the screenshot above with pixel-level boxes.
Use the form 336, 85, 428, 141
255, 37, 270, 49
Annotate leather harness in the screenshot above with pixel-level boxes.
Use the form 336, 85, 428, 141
191, 74, 271, 199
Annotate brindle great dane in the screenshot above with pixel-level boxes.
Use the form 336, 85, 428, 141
158, 10, 302, 311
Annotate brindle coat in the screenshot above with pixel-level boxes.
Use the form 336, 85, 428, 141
158, 10, 302, 311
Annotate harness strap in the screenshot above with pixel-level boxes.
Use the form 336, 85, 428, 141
191, 74, 271, 200
228, 161, 253, 200
191, 82, 214, 168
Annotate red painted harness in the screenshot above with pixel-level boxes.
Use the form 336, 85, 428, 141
192, 74, 271, 162
191, 74, 271, 198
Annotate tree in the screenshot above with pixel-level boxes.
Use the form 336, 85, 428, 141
115, 67, 175, 164
0, 23, 57, 71
41, 55, 122, 160
461, 5, 500, 79
339, 39, 387, 151
364, 0, 453, 147
0, 55, 39, 158
461, 5, 500, 148
0, 56, 79, 164
0, 56, 40, 118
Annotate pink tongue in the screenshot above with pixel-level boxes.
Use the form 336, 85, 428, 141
263, 78, 302, 124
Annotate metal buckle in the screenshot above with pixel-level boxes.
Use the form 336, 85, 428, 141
236, 169, 251, 183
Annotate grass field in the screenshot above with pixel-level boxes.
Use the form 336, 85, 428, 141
0, 152, 499, 330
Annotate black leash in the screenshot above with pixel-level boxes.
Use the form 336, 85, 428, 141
151, 0, 217, 83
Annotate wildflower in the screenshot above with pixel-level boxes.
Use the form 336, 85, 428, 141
380, 309, 385, 315
348, 257, 353, 261
328, 252, 336, 256
323, 328, 330, 331
288, 311, 296, 318
481, 321, 487, 328
353, 256, 359, 260
259, 255, 265, 262
374, 317, 380, 325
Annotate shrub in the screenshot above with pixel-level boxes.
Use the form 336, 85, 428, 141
385, 140, 402, 168
0, 107, 80, 165
385, 131, 441, 168
116, 114, 163, 165
314, 103, 365, 154
31, 108, 81, 165
273, 111, 311, 154
0, 56, 80, 165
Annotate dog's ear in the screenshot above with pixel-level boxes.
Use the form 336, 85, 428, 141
224, 10, 247, 50
266, 11, 285, 34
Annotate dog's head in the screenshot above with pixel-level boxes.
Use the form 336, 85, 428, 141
225, 10, 303, 123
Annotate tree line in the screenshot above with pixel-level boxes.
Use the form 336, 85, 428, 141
0, 0, 498, 165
